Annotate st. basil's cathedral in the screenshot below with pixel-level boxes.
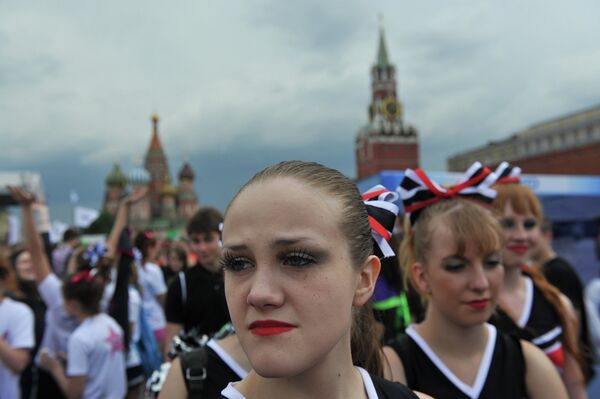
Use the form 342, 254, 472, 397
102, 113, 198, 233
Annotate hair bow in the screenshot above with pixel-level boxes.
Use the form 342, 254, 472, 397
132, 248, 143, 264
362, 185, 400, 258
398, 162, 496, 226
83, 242, 107, 268
71, 269, 94, 283
218, 222, 224, 248
491, 161, 521, 185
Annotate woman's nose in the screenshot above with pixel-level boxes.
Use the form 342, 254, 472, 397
246, 266, 284, 309
469, 264, 490, 292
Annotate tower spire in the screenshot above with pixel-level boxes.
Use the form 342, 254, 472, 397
376, 14, 390, 67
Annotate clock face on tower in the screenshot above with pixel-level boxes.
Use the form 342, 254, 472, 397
381, 96, 402, 121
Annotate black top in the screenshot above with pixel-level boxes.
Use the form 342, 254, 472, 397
165, 264, 230, 336
490, 276, 564, 369
542, 257, 595, 380
371, 375, 420, 399
389, 325, 527, 399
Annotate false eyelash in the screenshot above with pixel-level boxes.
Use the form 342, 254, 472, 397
280, 248, 317, 267
219, 251, 253, 271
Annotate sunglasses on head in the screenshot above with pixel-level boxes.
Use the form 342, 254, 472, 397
499, 218, 538, 231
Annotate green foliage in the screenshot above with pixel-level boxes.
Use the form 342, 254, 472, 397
84, 210, 115, 234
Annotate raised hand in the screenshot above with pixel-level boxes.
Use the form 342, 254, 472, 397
6, 185, 36, 207
122, 186, 148, 206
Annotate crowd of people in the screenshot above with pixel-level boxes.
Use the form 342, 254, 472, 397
0, 159, 599, 398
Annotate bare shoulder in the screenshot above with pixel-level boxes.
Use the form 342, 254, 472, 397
382, 345, 407, 384
158, 358, 187, 399
520, 340, 568, 399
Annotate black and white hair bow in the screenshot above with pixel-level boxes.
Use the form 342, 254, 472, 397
490, 161, 521, 185
362, 185, 400, 258
398, 162, 496, 226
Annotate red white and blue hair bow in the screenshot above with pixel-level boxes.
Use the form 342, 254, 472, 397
362, 185, 400, 258
491, 161, 521, 185
398, 162, 496, 226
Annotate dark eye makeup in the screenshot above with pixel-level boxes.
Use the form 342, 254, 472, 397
219, 247, 319, 272
219, 252, 254, 272
499, 218, 537, 231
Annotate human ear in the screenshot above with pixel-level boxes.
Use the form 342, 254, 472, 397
412, 262, 431, 296
353, 255, 381, 306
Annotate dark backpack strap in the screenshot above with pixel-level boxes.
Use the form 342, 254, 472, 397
179, 347, 208, 396
371, 375, 420, 399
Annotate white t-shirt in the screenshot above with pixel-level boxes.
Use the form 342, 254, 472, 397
136, 262, 167, 331
102, 282, 142, 368
221, 366, 379, 399
66, 313, 127, 399
37, 273, 79, 357
0, 297, 34, 399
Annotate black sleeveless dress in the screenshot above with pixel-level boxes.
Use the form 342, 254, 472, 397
490, 275, 564, 369
389, 324, 527, 399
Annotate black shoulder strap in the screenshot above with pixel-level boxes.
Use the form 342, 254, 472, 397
500, 332, 526, 382
371, 375, 420, 399
180, 347, 208, 395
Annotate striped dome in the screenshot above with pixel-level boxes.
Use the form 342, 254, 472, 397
128, 166, 150, 185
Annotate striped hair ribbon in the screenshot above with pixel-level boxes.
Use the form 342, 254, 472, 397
491, 161, 522, 185
362, 185, 400, 258
398, 162, 496, 226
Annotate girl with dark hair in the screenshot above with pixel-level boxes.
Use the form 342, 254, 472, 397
491, 176, 588, 399
384, 164, 567, 399
39, 270, 127, 399
134, 230, 168, 349
217, 161, 421, 398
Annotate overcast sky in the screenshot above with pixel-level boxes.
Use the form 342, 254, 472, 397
2, 0, 600, 221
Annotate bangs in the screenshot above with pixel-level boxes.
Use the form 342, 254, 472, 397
413, 199, 503, 264
494, 184, 543, 219
444, 204, 503, 257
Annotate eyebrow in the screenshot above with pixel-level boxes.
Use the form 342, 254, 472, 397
223, 237, 315, 252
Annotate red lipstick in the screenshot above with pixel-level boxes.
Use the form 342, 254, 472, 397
466, 299, 489, 310
249, 320, 295, 336
508, 244, 529, 255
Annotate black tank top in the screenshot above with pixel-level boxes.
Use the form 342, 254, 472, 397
491, 276, 564, 369
389, 324, 527, 399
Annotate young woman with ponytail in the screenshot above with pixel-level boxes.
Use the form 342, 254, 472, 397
491, 171, 588, 399
384, 163, 567, 399
218, 161, 423, 398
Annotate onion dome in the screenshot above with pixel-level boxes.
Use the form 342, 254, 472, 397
128, 166, 151, 186
161, 175, 177, 196
178, 162, 195, 181
105, 163, 127, 187
161, 183, 177, 196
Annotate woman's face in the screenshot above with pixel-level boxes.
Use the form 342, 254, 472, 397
222, 177, 374, 378
15, 251, 35, 281
498, 202, 540, 268
148, 241, 161, 262
414, 220, 504, 327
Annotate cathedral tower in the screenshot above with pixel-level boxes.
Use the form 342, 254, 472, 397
144, 113, 171, 217
177, 161, 198, 221
355, 20, 419, 179
103, 162, 127, 216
